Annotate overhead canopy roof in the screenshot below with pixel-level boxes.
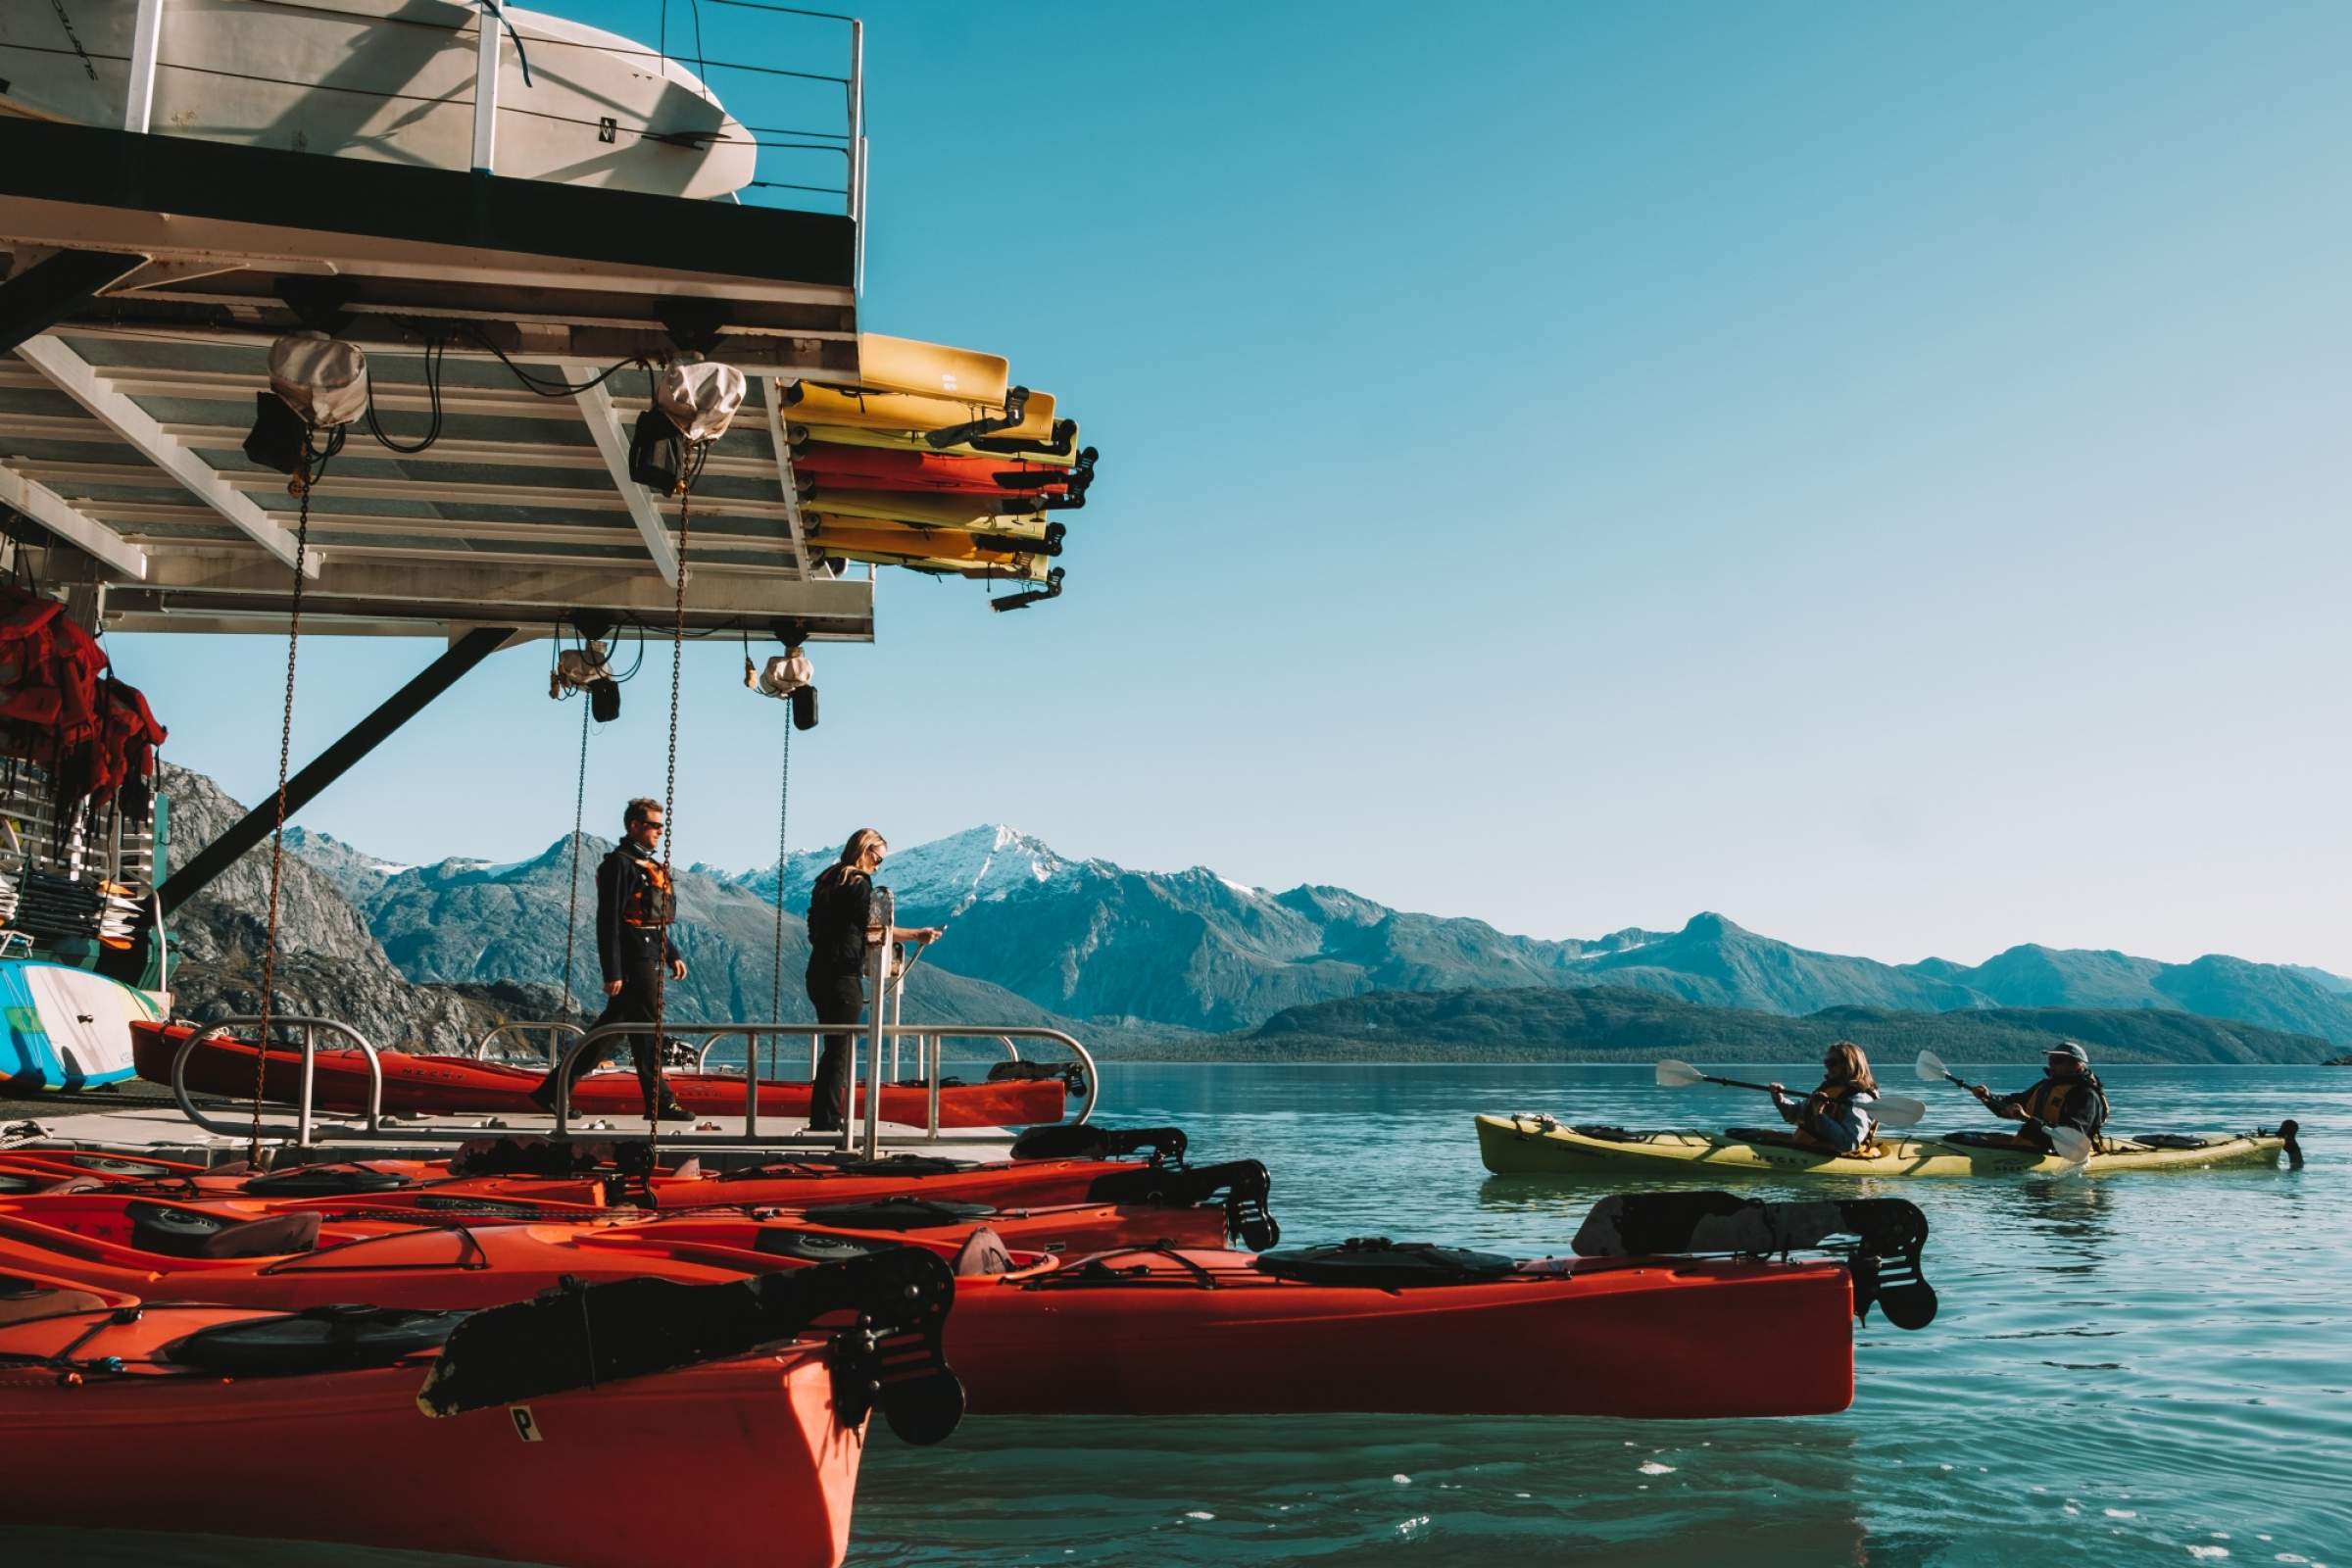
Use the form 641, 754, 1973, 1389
0, 120, 875, 639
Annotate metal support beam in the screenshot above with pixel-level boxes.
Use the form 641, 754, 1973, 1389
157, 625, 517, 913
123, 0, 166, 134
0, 250, 148, 356
762, 375, 811, 574
471, 1, 502, 173
106, 549, 874, 635
0, 464, 150, 577
568, 363, 679, 582
13, 334, 316, 573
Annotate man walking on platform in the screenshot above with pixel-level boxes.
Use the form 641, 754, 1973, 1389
533, 797, 692, 1121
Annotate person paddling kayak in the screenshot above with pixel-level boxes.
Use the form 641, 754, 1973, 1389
806, 829, 943, 1134
1969, 1041, 2109, 1151
1769, 1041, 1882, 1154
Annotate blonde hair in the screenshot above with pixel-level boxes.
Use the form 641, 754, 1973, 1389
838, 828, 886, 866
1823, 1041, 1878, 1095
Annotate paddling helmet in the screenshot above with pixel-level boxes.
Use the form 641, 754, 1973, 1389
2046, 1041, 2089, 1065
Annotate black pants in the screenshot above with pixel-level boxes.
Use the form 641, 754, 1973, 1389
806, 972, 864, 1132
538, 952, 672, 1112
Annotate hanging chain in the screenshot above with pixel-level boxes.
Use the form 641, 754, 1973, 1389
770, 721, 789, 1026
647, 479, 693, 1167
559, 693, 590, 1017
248, 459, 316, 1164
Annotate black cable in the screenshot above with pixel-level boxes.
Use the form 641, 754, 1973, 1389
463, 326, 639, 398
364, 337, 446, 454
706, 0, 855, 20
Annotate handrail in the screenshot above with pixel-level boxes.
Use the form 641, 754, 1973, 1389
470, 1019, 586, 1064
542, 1019, 1098, 1151
167, 1016, 386, 1146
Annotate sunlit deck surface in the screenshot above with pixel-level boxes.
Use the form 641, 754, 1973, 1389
2, 1078, 1022, 1169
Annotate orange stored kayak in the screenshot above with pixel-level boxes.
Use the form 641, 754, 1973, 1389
0, 1250, 962, 1568
132, 1020, 1073, 1127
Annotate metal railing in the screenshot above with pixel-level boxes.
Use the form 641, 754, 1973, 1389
163, 887, 1095, 1154
470, 1019, 585, 1065
167, 1016, 385, 1146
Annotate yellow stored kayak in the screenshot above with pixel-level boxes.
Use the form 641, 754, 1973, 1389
803, 509, 1056, 547
789, 419, 1084, 467
1473, 1113, 2301, 1179
787, 383, 1060, 443
850, 334, 1010, 405
799, 486, 1056, 529
801, 517, 1055, 564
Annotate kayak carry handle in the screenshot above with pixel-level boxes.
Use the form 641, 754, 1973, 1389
969, 418, 1079, 460
991, 445, 1098, 497
1571, 1191, 1936, 1331
925, 385, 1031, 449
1080, 1158, 1279, 1250
416, 1246, 963, 1443
987, 566, 1065, 612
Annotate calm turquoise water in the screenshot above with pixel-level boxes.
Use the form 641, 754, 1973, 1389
8, 1062, 2345, 1567
851, 1062, 2351, 1568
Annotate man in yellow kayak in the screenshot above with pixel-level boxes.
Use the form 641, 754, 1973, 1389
1969, 1041, 2109, 1150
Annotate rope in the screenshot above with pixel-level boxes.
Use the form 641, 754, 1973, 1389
247, 456, 318, 1164
770, 719, 790, 1047
559, 693, 590, 1017
647, 485, 694, 1168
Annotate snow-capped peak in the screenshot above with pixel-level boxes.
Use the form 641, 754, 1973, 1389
731, 824, 1069, 916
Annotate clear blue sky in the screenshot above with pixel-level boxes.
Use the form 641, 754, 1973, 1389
119, 0, 2352, 971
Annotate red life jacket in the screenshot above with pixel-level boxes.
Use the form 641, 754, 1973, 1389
1, 581, 165, 807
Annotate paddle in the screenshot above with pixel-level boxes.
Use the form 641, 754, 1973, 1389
1653, 1059, 1928, 1129
1913, 1050, 2093, 1164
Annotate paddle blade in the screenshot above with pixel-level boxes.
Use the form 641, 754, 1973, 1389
2045, 1124, 2094, 1164
1872, 1093, 1930, 1130
1655, 1058, 1704, 1088
1914, 1050, 1949, 1084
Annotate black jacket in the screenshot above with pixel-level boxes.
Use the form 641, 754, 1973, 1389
597, 844, 677, 982
805, 864, 874, 983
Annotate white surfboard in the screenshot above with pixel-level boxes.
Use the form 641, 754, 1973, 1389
0, 0, 756, 199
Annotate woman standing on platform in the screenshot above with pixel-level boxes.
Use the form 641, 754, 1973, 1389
804, 829, 942, 1134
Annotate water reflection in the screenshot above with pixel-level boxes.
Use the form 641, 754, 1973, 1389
857, 1414, 1897, 1568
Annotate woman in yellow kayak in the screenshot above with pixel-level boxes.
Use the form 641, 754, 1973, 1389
1768, 1042, 1882, 1154
1967, 1041, 2109, 1150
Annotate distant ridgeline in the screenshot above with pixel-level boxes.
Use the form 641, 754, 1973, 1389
1150, 986, 2341, 1065
237, 787, 2352, 1063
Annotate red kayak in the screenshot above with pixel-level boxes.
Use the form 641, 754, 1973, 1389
0, 1183, 1228, 1264
0, 1250, 961, 1568
790, 439, 1093, 496
132, 1019, 1071, 1127
0, 1191, 1935, 1419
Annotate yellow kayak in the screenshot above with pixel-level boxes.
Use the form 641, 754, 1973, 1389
1474, 1113, 2301, 1179
850, 334, 1010, 405
788, 419, 1082, 466
807, 534, 1054, 580
801, 517, 1055, 564
787, 383, 1059, 443
799, 487, 1056, 529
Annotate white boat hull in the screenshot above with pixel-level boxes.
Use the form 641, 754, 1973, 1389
0, 0, 756, 198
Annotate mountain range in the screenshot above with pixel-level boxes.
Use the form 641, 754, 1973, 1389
1189, 986, 2339, 1065
242, 810, 2352, 1056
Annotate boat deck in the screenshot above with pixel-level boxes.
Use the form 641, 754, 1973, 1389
2, 1080, 1022, 1168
